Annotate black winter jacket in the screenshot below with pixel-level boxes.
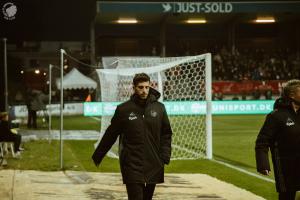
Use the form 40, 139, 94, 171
255, 97, 300, 192
0, 120, 13, 137
92, 88, 173, 184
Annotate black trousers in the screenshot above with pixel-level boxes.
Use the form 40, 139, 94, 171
126, 183, 156, 200
0, 133, 22, 152
278, 191, 296, 200
27, 110, 37, 128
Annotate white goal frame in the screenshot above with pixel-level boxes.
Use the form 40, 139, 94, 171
97, 53, 212, 159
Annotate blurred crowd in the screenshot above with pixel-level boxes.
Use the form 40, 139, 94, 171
212, 47, 300, 81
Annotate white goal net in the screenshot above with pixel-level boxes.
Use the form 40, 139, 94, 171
96, 54, 212, 160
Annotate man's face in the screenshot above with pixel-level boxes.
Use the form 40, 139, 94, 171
290, 86, 300, 104
133, 81, 150, 99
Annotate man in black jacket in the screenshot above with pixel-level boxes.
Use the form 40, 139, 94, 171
0, 112, 22, 156
255, 79, 300, 200
92, 73, 173, 200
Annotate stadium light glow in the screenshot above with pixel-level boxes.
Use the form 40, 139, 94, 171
255, 17, 275, 23
34, 69, 40, 74
117, 18, 138, 24
20, 70, 24, 74
186, 19, 207, 24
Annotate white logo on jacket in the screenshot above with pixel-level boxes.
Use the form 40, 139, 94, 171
150, 110, 157, 117
286, 118, 295, 126
128, 112, 137, 120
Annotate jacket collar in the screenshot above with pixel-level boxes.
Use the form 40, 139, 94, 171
273, 97, 297, 113
131, 87, 161, 106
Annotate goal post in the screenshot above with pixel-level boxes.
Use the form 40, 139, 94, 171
205, 53, 212, 159
96, 53, 212, 160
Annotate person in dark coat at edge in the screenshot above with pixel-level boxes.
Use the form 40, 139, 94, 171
255, 79, 300, 200
0, 112, 22, 157
92, 73, 173, 200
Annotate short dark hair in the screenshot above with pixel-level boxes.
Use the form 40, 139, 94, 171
133, 73, 150, 86
283, 79, 300, 97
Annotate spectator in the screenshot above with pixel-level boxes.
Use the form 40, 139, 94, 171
25, 89, 35, 128
29, 90, 49, 128
215, 92, 224, 100
232, 96, 239, 100
265, 89, 273, 100
252, 87, 261, 100
0, 112, 22, 157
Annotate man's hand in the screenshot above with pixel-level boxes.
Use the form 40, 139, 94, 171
258, 170, 271, 176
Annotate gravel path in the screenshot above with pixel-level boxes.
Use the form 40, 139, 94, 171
0, 170, 265, 200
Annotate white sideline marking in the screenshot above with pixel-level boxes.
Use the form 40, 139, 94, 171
213, 159, 275, 183
173, 144, 275, 183
214, 129, 258, 133
90, 117, 101, 121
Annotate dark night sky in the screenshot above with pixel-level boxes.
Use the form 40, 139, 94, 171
0, 0, 95, 41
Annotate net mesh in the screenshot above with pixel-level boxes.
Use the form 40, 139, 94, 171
97, 54, 211, 160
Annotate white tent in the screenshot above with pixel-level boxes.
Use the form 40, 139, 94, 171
56, 68, 97, 90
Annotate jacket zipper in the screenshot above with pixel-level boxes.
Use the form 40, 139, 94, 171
142, 108, 146, 183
